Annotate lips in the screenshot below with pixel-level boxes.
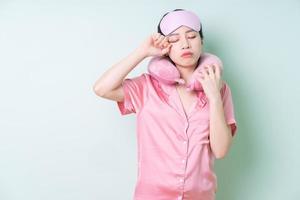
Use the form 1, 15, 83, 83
181, 51, 193, 57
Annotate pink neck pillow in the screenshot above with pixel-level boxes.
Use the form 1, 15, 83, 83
147, 52, 223, 91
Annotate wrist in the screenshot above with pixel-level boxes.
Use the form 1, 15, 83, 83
208, 93, 222, 104
134, 46, 148, 59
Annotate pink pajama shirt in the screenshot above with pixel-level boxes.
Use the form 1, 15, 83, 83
117, 73, 237, 200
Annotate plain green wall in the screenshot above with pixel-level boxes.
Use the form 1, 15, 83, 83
0, 0, 299, 199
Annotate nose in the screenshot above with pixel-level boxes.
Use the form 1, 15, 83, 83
181, 37, 190, 49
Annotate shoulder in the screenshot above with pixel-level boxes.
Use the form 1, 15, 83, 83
128, 72, 150, 81
123, 73, 150, 86
130, 72, 154, 87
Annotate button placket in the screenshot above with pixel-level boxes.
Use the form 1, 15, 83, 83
177, 120, 189, 198
183, 139, 189, 154
182, 139, 188, 171
181, 158, 187, 170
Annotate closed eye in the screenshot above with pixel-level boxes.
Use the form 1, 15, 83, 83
168, 39, 178, 43
168, 35, 197, 43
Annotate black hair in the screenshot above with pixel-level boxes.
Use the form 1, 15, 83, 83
157, 9, 204, 40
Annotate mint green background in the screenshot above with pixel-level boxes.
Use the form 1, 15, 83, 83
0, 1, 299, 199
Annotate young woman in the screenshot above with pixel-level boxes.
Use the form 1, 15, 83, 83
93, 9, 237, 200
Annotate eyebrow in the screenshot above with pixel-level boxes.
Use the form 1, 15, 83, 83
167, 29, 196, 36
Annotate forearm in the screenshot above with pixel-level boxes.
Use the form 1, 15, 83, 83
209, 94, 232, 159
93, 47, 146, 95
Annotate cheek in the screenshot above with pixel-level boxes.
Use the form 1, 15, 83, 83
196, 49, 202, 59
193, 44, 203, 58
193, 40, 202, 50
168, 46, 180, 59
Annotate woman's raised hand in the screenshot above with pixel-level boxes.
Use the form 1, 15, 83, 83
138, 33, 172, 58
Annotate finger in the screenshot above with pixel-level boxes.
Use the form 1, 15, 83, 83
202, 66, 209, 77
215, 64, 221, 79
163, 42, 170, 49
197, 73, 205, 80
161, 43, 172, 55
194, 73, 204, 83
161, 45, 169, 55
196, 69, 205, 77
165, 36, 170, 43
154, 35, 164, 45
199, 70, 208, 80
156, 33, 161, 39
152, 33, 160, 41
207, 64, 215, 78
159, 37, 168, 49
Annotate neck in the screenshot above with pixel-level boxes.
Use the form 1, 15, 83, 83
175, 63, 198, 84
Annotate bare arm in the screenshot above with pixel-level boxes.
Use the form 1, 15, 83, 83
196, 65, 234, 159
209, 95, 233, 159
93, 33, 172, 102
93, 48, 146, 101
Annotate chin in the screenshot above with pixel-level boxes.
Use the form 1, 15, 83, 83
180, 59, 198, 67
171, 55, 197, 68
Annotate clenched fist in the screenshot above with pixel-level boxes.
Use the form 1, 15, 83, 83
137, 33, 172, 58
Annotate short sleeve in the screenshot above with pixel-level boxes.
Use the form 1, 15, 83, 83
116, 73, 148, 115
221, 82, 238, 137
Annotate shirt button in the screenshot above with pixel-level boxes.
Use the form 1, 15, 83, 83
178, 195, 183, 200
179, 178, 184, 182
182, 159, 186, 163
183, 141, 187, 145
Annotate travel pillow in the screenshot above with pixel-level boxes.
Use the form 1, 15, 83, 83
147, 52, 223, 92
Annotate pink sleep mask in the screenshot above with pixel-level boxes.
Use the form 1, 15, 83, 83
160, 10, 201, 35
147, 52, 223, 92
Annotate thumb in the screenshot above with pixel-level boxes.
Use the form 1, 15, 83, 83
162, 44, 172, 55
195, 73, 204, 83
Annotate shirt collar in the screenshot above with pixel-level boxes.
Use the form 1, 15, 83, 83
151, 75, 208, 108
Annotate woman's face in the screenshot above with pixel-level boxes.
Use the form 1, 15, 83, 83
167, 25, 203, 68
